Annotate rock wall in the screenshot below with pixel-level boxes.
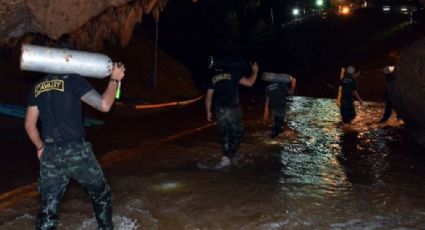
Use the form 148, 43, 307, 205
0, 0, 201, 112
0, 0, 170, 49
390, 38, 425, 145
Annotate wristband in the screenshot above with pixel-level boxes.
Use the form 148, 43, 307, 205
37, 143, 44, 151
110, 79, 120, 83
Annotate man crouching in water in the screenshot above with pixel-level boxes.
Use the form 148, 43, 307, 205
25, 61, 125, 229
205, 60, 259, 168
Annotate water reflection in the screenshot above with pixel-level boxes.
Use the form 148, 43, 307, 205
280, 97, 348, 192
1, 97, 425, 229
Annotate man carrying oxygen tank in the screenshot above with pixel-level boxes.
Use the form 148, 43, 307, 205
263, 72, 296, 138
24, 43, 125, 230
205, 57, 259, 168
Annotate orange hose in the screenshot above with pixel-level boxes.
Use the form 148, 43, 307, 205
133, 94, 204, 109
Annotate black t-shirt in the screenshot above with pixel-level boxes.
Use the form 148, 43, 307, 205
265, 82, 288, 112
208, 70, 243, 108
385, 72, 395, 82
27, 74, 93, 143
340, 74, 358, 101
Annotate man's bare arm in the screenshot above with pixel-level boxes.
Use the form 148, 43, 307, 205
264, 97, 270, 121
82, 62, 125, 112
82, 90, 105, 111
289, 77, 297, 95
239, 62, 259, 87
25, 106, 43, 158
205, 89, 214, 121
353, 90, 364, 105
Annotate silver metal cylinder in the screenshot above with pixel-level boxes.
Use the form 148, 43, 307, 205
262, 72, 292, 83
20, 44, 113, 78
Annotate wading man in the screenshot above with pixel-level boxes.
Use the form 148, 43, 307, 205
25, 61, 125, 229
338, 66, 364, 124
205, 60, 259, 168
264, 75, 296, 138
379, 51, 400, 123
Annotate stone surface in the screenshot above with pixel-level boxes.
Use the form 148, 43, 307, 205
390, 38, 425, 145
0, 0, 168, 49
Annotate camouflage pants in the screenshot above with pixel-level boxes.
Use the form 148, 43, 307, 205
216, 107, 244, 159
381, 93, 395, 122
37, 141, 112, 230
270, 110, 285, 138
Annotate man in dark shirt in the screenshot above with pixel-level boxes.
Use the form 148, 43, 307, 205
339, 66, 364, 124
264, 76, 296, 138
205, 62, 259, 168
379, 66, 397, 123
379, 51, 400, 123
25, 62, 125, 230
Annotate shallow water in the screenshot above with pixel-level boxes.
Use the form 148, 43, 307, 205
1, 96, 425, 229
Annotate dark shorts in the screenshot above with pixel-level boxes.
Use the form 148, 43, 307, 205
340, 99, 356, 124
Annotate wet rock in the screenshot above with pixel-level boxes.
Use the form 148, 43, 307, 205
70, 1, 144, 50
0, 0, 169, 49
390, 38, 425, 146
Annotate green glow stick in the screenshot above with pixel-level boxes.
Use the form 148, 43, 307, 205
115, 81, 121, 99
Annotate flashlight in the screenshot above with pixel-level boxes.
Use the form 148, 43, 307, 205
115, 81, 121, 99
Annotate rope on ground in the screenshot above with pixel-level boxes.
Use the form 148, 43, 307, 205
132, 94, 205, 110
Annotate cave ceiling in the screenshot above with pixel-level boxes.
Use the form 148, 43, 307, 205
0, 0, 174, 49
0, 0, 424, 50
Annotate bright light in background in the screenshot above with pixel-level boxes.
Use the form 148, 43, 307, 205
400, 6, 408, 12
292, 8, 300, 16
316, 0, 324, 7
382, 6, 391, 12
340, 6, 350, 15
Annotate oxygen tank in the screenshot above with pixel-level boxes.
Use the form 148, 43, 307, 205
208, 56, 251, 74
20, 44, 113, 78
262, 72, 292, 83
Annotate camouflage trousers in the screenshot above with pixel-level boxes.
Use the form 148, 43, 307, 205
37, 141, 112, 230
216, 107, 244, 159
270, 109, 286, 138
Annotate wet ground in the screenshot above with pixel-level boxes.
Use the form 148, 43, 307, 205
1, 96, 425, 229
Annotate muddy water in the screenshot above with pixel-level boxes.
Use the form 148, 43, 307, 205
1, 96, 425, 229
